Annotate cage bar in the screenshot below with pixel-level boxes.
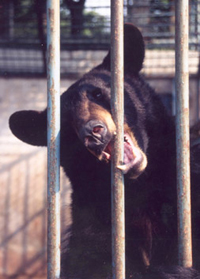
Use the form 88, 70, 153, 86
197, 1, 200, 121
47, 0, 61, 278
110, 1, 125, 279
175, 0, 192, 267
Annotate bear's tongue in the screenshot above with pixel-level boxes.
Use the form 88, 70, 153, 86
102, 133, 141, 174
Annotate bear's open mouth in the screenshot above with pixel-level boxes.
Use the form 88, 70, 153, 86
101, 133, 145, 175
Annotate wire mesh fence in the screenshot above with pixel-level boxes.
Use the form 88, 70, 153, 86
0, 0, 199, 76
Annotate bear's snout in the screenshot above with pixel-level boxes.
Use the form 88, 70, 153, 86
79, 120, 113, 159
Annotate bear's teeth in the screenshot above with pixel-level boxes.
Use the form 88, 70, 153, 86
102, 151, 110, 161
117, 164, 129, 173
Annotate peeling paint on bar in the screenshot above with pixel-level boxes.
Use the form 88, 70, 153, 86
47, 0, 61, 278
175, 0, 192, 268
110, 1, 125, 279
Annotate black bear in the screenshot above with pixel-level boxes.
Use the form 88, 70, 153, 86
9, 24, 200, 278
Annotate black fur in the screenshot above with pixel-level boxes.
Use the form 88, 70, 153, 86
9, 24, 200, 279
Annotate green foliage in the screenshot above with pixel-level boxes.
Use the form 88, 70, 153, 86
83, 10, 109, 38
150, 0, 172, 33
13, 0, 38, 39
1, 0, 108, 40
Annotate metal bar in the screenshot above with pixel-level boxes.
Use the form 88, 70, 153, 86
110, 1, 125, 279
47, 0, 60, 278
175, 0, 192, 267
196, 1, 200, 122
197, 59, 200, 122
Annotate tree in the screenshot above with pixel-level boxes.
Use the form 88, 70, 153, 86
34, 0, 46, 73
63, 0, 86, 36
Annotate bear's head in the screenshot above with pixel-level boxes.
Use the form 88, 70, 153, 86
9, 24, 150, 179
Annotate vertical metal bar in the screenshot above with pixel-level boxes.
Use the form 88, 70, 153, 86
47, 1, 60, 278
196, 1, 200, 122
110, 1, 125, 279
197, 59, 200, 122
175, 0, 192, 267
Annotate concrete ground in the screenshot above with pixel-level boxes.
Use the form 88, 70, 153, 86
0, 78, 75, 278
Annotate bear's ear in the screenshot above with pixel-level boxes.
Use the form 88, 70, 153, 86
9, 110, 47, 146
102, 23, 145, 74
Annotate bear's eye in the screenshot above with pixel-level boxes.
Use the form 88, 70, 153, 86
92, 89, 103, 100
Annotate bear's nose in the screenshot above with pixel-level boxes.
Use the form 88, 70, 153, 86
79, 120, 109, 155
85, 120, 107, 140
92, 125, 104, 135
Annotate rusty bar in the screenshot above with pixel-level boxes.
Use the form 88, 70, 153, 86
47, 0, 60, 278
197, 1, 200, 121
175, 0, 192, 267
110, 1, 125, 279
